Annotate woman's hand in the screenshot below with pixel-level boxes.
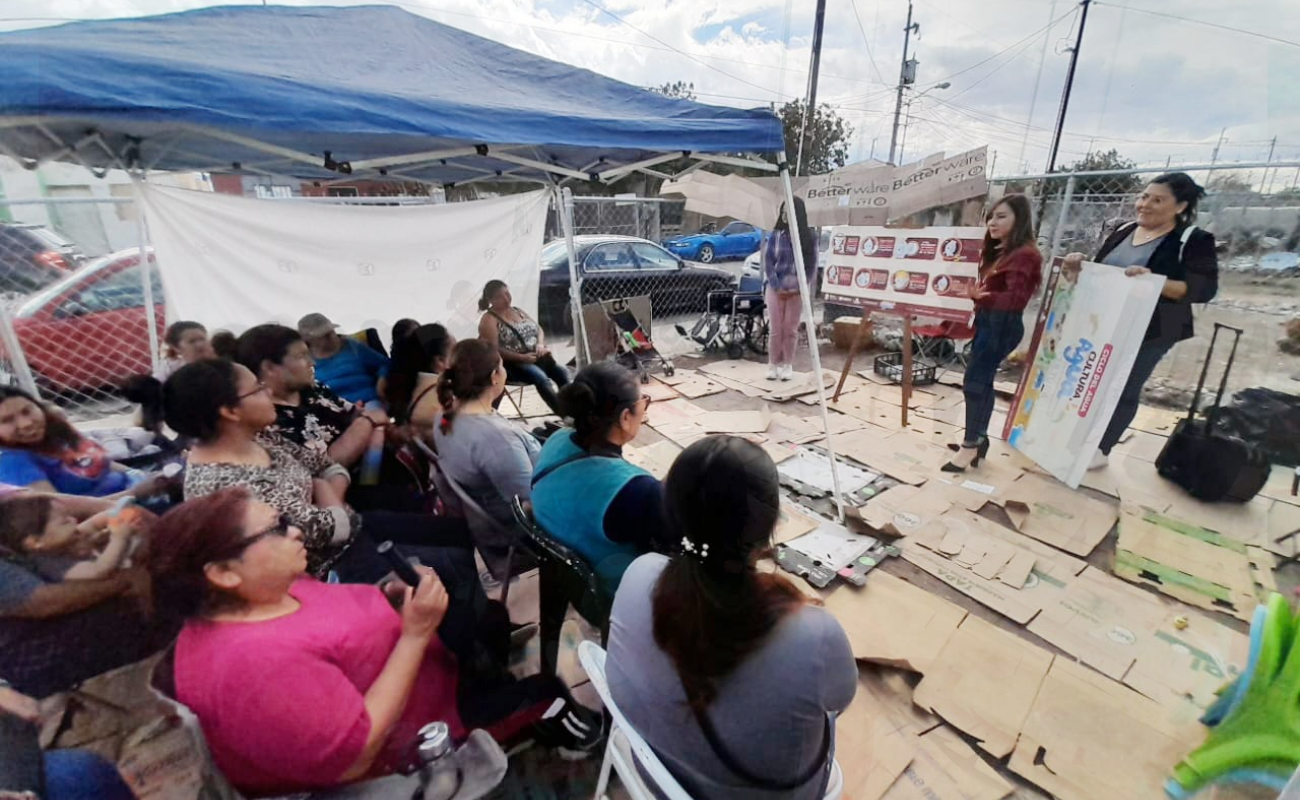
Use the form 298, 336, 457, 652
1062, 252, 1085, 283
967, 282, 992, 302
1124, 266, 1152, 278
399, 567, 449, 642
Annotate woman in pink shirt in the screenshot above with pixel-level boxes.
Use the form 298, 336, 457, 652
146, 488, 601, 796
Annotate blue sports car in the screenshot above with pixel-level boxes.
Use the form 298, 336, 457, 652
662, 220, 764, 264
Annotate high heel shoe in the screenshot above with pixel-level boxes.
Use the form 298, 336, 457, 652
941, 438, 990, 472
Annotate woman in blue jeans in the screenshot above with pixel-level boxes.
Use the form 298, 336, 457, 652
944, 194, 1043, 472
478, 280, 569, 414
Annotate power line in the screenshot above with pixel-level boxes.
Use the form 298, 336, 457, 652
848, 0, 888, 87
1094, 2, 1300, 49
932, 7, 1079, 84
940, 19, 1061, 104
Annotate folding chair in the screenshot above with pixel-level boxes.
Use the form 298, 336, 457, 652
577, 641, 843, 800
511, 495, 611, 678
411, 438, 526, 606
913, 319, 976, 369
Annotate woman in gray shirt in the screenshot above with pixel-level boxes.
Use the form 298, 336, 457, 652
606, 436, 856, 800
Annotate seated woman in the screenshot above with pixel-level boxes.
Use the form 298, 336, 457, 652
161, 359, 471, 585
0, 387, 168, 501
0, 494, 173, 698
147, 489, 601, 796
531, 363, 662, 593
477, 280, 568, 414
606, 436, 857, 800
154, 320, 215, 381
386, 323, 455, 431
432, 339, 540, 572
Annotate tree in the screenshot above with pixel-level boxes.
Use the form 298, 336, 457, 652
652, 81, 697, 101
1052, 149, 1142, 195
1207, 171, 1255, 194
774, 100, 854, 175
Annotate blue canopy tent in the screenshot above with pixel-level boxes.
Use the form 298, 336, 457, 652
0, 4, 849, 512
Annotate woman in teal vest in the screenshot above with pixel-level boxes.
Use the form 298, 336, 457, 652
531, 362, 662, 593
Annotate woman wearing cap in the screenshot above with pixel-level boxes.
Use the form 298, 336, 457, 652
477, 280, 568, 414
606, 436, 856, 800
298, 313, 391, 405
1062, 172, 1219, 470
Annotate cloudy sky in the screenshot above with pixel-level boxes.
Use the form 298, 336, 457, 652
5, 0, 1298, 178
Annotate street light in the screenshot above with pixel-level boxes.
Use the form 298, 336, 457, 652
898, 82, 950, 163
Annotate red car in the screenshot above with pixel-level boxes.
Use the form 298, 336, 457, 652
3, 249, 164, 394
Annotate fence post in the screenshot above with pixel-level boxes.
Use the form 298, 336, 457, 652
132, 180, 162, 375
558, 186, 590, 367
1046, 174, 1077, 266
0, 301, 41, 398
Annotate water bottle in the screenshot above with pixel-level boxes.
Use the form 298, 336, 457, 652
415, 722, 461, 800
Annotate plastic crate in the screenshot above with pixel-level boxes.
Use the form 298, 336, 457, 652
873, 352, 937, 386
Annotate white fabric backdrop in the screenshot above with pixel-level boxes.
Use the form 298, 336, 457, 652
138, 185, 549, 341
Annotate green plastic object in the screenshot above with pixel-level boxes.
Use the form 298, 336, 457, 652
1170, 593, 1300, 795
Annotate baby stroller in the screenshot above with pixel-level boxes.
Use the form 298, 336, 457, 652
677, 273, 769, 359
605, 299, 674, 382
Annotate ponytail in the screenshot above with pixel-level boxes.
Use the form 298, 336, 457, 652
557, 362, 640, 450
436, 339, 500, 434
478, 279, 507, 312
123, 375, 166, 433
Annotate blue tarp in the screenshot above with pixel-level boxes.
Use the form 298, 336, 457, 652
0, 5, 784, 183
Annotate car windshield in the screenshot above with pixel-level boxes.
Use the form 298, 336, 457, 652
16, 252, 122, 317
540, 240, 571, 270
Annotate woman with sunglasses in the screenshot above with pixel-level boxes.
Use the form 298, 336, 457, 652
146, 489, 602, 797
162, 359, 473, 584
531, 362, 663, 594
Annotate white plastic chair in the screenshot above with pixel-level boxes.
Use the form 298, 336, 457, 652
577, 641, 843, 800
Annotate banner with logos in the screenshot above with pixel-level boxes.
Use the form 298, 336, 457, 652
800, 147, 988, 226
1005, 261, 1166, 488
820, 225, 986, 322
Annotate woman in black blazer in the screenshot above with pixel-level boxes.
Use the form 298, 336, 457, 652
1062, 172, 1219, 471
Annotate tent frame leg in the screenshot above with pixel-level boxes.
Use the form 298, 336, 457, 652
556, 185, 590, 368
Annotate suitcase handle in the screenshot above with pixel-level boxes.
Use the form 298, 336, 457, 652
1187, 322, 1244, 432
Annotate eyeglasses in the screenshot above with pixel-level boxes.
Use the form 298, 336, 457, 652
237, 382, 270, 400
210, 514, 293, 563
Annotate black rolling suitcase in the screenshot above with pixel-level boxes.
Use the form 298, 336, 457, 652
1155, 323, 1270, 502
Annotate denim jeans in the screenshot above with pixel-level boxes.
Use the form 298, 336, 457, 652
506, 360, 570, 414
44, 749, 135, 800
1098, 337, 1177, 454
963, 309, 1025, 445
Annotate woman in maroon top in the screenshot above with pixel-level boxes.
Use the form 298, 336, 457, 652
944, 194, 1042, 472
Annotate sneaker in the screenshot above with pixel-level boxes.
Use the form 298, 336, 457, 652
1088, 451, 1109, 471
531, 698, 604, 761
779, 364, 794, 381
767, 364, 780, 380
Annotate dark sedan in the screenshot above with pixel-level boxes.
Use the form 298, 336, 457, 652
537, 235, 734, 332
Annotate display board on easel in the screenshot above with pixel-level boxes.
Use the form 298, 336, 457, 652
822, 226, 985, 426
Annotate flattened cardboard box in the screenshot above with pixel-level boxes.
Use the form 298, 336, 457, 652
836, 667, 927, 800
1000, 472, 1119, 558
881, 727, 1015, 800
832, 426, 952, 485
623, 440, 682, 480
857, 483, 955, 537
913, 616, 1053, 759
821, 570, 968, 672
1009, 659, 1203, 800
1115, 503, 1278, 622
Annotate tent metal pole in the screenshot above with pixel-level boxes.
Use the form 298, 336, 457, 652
132, 179, 162, 376
0, 299, 41, 398
777, 152, 845, 521
597, 152, 685, 183
693, 154, 780, 172
557, 185, 590, 368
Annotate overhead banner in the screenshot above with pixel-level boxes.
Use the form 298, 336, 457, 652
658, 170, 779, 228
820, 225, 985, 322
1005, 262, 1166, 488
139, 186, 549, 340
800, 147, 988, 226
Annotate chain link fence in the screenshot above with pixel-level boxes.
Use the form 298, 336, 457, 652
992, 164, 1300, 442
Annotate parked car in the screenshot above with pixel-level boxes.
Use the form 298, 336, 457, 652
0, 223, 87, 294
3, 249, 164, 393
662, 220, 764, 264
741, 228, 830, 284
538, 235, 734, 332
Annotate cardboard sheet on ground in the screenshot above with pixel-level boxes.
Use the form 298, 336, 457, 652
696, 403, 771, 434
835, 666, 936, 800
821, 571, 967, 671
831, 378, 938, 409
856, 483, 955, 537
623, 440, 682, 480
1005, 262, 1166, 488
1116, 470, 1291, 555
999, 472, 1119, 557
666, 373, 728, 399
914, 616, 1054, 759
1129, 404, 1185, 437
1115, 503, 1277, 622
1009, 659, 1204, 800
1110, 428, 1169, 463
1122, 607, 1249, 711
767, 411, 826, 444
832, 426, 952, 485
881, 726, 1014, 800
642, 380, 682, 402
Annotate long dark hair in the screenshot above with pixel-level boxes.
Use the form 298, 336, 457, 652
0, 386, 81, 452
557, 362, 640, 450
477, 280, 507, 312
1150, 172, 1206, 226
162, 359, 242, 442
436, 338, 500, 434
651, 436, 806, 711
980, 194, 1037, 273
389, 323, 453, 424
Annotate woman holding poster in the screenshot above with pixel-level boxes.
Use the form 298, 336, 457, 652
944, 195, 1042, 473
1063, 173, 1219, 471
762, 198, 819, 381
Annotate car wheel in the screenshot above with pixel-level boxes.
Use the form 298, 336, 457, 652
697, 244, 715, 264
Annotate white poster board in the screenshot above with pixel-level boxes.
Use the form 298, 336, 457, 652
1005, 262, 1166, 488
820, 225, 985, 323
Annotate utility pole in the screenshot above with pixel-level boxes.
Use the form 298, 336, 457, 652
795, 0, 828, 177
1045, 0, 1092, 174
1264, 136, 1277, 193
1210, 127, 1227, 166
888, 1, 919, 166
